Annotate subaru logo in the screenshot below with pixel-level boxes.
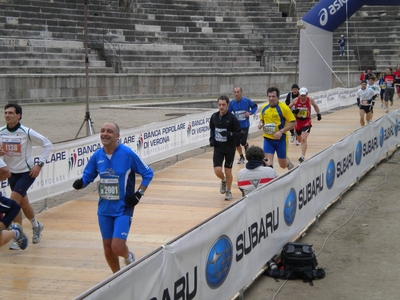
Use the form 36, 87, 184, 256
284, 188, 297, 226
379, 127, 384, 148
205, 235, 233, 289
355, 141, 362, 166
326, 159, 335, 189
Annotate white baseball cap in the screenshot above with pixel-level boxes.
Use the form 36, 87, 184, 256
299, 87, 308, 95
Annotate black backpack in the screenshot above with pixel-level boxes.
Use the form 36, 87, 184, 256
265, 242, 325, 285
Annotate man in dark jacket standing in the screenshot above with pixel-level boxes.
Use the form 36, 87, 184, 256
337, 34, 346, 56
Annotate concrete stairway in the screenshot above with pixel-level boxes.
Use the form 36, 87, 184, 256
334, 5, 400, 73
0, 0, 118, 74
295, 0, 400, 74
0, 0, 398, 75
0, 0, 298, 74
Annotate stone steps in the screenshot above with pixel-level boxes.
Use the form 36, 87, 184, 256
123, 66, 264, 74
119, 54, 255, 63
0, 0, 398, 76
4, 0, 119, 12
121, 60, 261, 68
0, 51, 85, 60
117, 47, 251, 56
0, 65, 113, 74
0, 57, 105, 67
0, 43, 88, 54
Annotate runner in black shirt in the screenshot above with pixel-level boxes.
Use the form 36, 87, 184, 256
209, 96, 242, 200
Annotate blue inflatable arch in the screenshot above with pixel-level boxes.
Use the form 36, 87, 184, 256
298, 0, 400, 92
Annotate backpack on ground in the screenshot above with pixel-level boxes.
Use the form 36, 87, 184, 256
264, 242, 325, 285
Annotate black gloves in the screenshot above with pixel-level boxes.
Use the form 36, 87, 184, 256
317, 114, 322, 121
125, 192, 142, 207
73, 178, 84, 190
219, 131, 232, 137
209, 137, 215, 147
292, 109, 300, 115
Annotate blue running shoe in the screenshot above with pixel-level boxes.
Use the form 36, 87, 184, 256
12, 223, 28, 250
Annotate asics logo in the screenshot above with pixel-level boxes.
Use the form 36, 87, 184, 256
318, 0, 348, 27
319, 8, 328, 26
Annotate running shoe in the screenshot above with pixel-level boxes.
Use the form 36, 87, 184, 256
224, 190, 233, 200
290, 135, 295, 143
9, 240, 20, 250
287, 158, 294, 170
390, 101, 393, 106
296, 141, 301, 146
299, 156, 305, 163
386, 108, 389, 113
220, 178, 227, 194
237, 156, 245, 164
32, 221, 44, 244
124, 251, 135, 266
12, 223, 28, 250
244, 143, 249, 152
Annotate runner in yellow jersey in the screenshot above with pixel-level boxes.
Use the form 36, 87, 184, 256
258, 87, 296, 170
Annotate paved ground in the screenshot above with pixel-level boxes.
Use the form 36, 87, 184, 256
13, 101, 400, 300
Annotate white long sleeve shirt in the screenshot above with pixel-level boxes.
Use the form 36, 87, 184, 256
0, 124, 53, 173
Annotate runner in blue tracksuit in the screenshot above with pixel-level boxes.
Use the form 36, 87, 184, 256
228, 87, 258, 164
73, 122, 153, 273
0, 159, 28, 250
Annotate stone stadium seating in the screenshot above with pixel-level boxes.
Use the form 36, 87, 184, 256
0, 0, 398, 79
334, 6, 400, 74
0, 0, 295, 74
295, 0, 400, 73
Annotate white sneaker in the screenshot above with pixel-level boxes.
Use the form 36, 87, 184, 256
220, 178, 226, 194
290, 135, 295, 143
296, 141, 301, 146
237, 156, 245, 164
9, 240, 20, 250
224, 190, 233, 200
287, 158, 294, 170
12, 223, 28, 250
32, 221, 44, 244
124, 251, 135, 266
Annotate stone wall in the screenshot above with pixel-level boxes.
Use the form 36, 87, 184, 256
0, 72, 361, 105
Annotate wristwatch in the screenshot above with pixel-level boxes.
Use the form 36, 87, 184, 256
36, 161, 45, 167
138, 189, 145, 196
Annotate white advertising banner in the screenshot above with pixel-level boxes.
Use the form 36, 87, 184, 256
0, 87, 362, 204
0, 111, 210, 202
79, 109, 399, 300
